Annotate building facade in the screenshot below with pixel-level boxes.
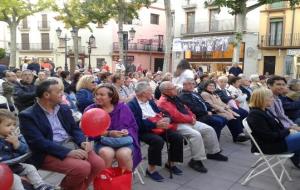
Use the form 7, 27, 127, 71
259, 2, 300, 78
171, 0, 260, 76
0, 0, 165, 72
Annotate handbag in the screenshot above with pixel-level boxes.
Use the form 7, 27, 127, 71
100, 136, 133, 148
147, 113, 177, 135
93, 167, 132, 190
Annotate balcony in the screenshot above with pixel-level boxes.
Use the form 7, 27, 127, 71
113, 42, 164, 53
181, 19, 235, 35
259, 33, 300, 49
18, 25, 30, 31
67, 46, 86, 54
17, 43, 53, 52
38, 21, 50, 31
268, 2, 287, 9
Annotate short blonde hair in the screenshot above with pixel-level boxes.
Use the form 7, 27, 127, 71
249, 88, 273, 109
76, 75, 94, 91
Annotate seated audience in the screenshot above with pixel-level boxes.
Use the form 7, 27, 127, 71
75, 75, 96, 112
173, 59, 194, 89
249, 74, 263, 90
60, 71, 72, 94
13, 70, 36, 112
154, 73, 173, 100
180, 78, 249, 142
238, 74, 252, 101
34, 71, 47, 86
247, 88, 300, 168
285, 79, 300, 101
157, 81, 228, 173
128, 81, 183, 182
19, 79, 105, 190
85, 84, 141, 171
267, 76, 300, 131
0, 109, 55, 190
2, 71, 18, 110
69, 72, 83, 93
112, 74, 133, 102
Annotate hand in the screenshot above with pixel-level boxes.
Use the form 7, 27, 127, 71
208, 111, 212, 115
156, 120, 168, 129
5, 133, 20, 150
67, 149, 88, 159
81, 142, 92, 152
121, 129, 129, 136
290, 125, 300, 131
109, 130, 125, 137
192, 117, 197, 125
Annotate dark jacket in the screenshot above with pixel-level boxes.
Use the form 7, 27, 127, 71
240, 86, 251, 101
279, 95, 300, 121
229, 66, 243, 76
19, 103, 85, 168
247, 108, 289, 154
0, 135, 28, 162
215, 88, 233, 104
178, 90, 211, 121
27, 63, 40, 74
13, 81, 36, 112
75, 88, 94, 113
127, 97, 160, 134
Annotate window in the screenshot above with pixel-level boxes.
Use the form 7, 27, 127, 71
41, 33, 50, 50
171, 11, 175, 28
22, 17, 29, 29
41, 14, 48, 28
209, 9, 219, 32
21, 33, 29, 50
269, 18, 283, 46
150, 13, 159, 25
186, 11, 195, 34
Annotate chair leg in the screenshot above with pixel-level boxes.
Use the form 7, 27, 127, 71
277, 157, 292, 181
134, 170, 145, 185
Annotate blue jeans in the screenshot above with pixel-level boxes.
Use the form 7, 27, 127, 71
285, 132, 300, 154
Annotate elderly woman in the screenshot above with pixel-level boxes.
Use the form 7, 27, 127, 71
76, 75, 97, 112
227, 76, 249, 112
85, 84, 142, 171
286, 79, 300, 101
201, 80, 240, 120
112, 73, 133, 102
249, 74, 263, 90
247, 88, 300, 168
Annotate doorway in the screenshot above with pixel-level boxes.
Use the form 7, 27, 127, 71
263, 56, 276, 75
154, 58, 164, 72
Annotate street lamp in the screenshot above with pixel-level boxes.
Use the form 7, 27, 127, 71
56, 27, 71, 71
124, 27, 136, 66
87, 34, 95, 71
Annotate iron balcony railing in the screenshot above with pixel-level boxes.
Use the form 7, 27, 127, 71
38, 21, 50, 30
17, 43, 53, 51
113, 42, 164, 52
67, 46, 86, 54
181, 19, 235, 35
260, 33, 300, 47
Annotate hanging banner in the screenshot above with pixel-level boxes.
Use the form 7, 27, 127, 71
172, 36, 232, 52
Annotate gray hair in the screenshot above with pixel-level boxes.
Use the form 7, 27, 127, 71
250, 74, 260, 82
159, 81, 172, 93
135, 81, 151, 94
288, 79, 300, 90
217, 75, 228, 82
182, 78, 195, 85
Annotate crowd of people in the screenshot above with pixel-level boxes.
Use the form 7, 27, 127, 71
1, 58, 300, 190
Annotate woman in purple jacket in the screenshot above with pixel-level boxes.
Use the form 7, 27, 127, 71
85, 84, 141, 171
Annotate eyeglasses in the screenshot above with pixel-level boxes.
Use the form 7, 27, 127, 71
91, 81, 96, 83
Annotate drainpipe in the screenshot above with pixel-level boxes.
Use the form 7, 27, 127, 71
290, 8, 295, 46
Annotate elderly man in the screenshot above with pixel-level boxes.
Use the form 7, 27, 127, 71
128, 81, 183, 182
1, 71, 18, 110
179, 78, 249, 142
157, 81, 228, 173
13, 70, 37, 112
19, 79, 105, 190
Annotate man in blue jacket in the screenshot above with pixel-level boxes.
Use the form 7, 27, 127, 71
19, 79, 105, 190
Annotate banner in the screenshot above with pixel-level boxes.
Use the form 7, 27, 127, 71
172, 36, 232, 52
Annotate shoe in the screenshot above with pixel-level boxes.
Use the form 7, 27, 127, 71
233, 134, 250, 143
188, 159, 207, 173
146, 169, 164, 182
165, 163, 183, 175
207, 152, 228, 161
290, 155, 300, 169
36, 184, 55, 190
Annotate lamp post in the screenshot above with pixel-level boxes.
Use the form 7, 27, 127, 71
124, 27, 136, 67
87, 34, 95, 71
56, 27, 72, 71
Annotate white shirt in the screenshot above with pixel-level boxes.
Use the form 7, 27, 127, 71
173, 69, 195, 89
137, 99, 157, 119
115, 63, 125, 72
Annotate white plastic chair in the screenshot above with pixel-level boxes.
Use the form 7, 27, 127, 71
241, 119, 293, 190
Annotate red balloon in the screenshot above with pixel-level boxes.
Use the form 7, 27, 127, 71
0, 164, 14, 190
81, 108, 111, 137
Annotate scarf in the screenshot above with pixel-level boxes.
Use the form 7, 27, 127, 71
165, 95, 189, 114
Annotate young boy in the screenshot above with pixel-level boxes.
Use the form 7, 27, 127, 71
0, 109, 55, 190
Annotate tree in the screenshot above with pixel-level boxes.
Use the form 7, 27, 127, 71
0, 0, 52, 68
86, 0, 153, 67
163, 0, 172, 72
207, 0, 300, 65
52, 0, 90, 74
0, 48, 5, 59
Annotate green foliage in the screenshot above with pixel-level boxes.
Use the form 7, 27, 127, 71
52, 0, 90, 30
83, 0, 155, 25
0, 48, 5, 59
205, 0, 300, 14
0, 0, 54, 24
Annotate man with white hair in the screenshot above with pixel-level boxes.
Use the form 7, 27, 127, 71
157, 81, 228, 173
128, 81, 183, 182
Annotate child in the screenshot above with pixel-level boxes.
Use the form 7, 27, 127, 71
0, 109, 55, 190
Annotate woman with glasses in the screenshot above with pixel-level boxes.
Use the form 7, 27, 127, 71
75, 75, 97, 112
